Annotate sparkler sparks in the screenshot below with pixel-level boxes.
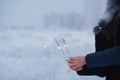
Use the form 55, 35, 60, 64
54, 38, 70, 58
54, 39, 66, 57
43, 45, 47, 48
63, 38, 70, 57
40, 42, 48, 48
54, 38, 76, 80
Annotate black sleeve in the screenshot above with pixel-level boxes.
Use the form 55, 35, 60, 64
86, 46, 120, 68
77, 65, 120, 77
77, 65, 106, 77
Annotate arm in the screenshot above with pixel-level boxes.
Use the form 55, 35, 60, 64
66, 46, 120, 71
86, 46, 120, 68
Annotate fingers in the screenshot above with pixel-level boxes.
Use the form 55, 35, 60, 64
66, 56, 85, 71
72, 63, 81, 70
69, 57, 75, 60
66, 57, 81, 68
73, 66, 83, 71
67, 62, 83, 71
66, 59, 74, 63
68, 63, 76, 68
70, 64, 83, 71
66, 57, 77, 63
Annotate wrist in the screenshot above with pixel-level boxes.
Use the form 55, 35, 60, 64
83, 56, 86, 65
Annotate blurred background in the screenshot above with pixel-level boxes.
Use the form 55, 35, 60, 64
0, 0, 107, 80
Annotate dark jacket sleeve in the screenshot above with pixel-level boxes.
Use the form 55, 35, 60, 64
77, 65, 107, 77
77, 65, 120, 77
86, 46, 120, 68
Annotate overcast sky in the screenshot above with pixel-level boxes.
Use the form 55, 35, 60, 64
0, 0, 107, 27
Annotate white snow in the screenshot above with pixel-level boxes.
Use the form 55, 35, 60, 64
0, 28, 105, 80
0, 0, 107, 80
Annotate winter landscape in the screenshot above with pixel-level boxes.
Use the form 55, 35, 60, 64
0, 0, 107, 80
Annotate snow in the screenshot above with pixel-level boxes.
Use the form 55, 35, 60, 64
0, 28, 105, 80
0, 0, 107, 80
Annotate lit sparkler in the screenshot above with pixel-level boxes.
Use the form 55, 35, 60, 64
54, 39, 66, 57
54, 38, 70, 58
54, 38, 76, 80
63, 38, 70, 57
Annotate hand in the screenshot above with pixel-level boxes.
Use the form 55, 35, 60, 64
118, 13, 120, 17
66, 56, 86, 71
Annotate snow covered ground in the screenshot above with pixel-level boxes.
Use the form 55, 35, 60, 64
0, 0, 108, 80
0, 27, 105, 80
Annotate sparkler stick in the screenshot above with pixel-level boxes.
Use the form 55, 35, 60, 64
54, 39, 75, 80
54, 39, 66, 56
63, 38, 70, 57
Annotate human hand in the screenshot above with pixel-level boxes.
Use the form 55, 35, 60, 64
66, 56, 86, 71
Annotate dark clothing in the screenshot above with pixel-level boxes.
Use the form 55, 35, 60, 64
86, 31, 120, 80
77, 39, 120, 78
77, 0, 120, 80
77, 65, 120, 80
107, 0, 120, 12
86, 46, 120, 68
77, 32, 120, 80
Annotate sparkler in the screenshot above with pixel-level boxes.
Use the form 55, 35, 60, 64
54, 38, 76, 80
54, 39, 66, 57
54, 38, 70, 58
63, 38, 70, 57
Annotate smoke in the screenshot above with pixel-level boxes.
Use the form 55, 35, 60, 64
98, 0, 120, 28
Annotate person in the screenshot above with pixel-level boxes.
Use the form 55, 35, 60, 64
66, 0, 120, 80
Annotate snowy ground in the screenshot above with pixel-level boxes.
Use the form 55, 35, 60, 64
0, 27, 105, 80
